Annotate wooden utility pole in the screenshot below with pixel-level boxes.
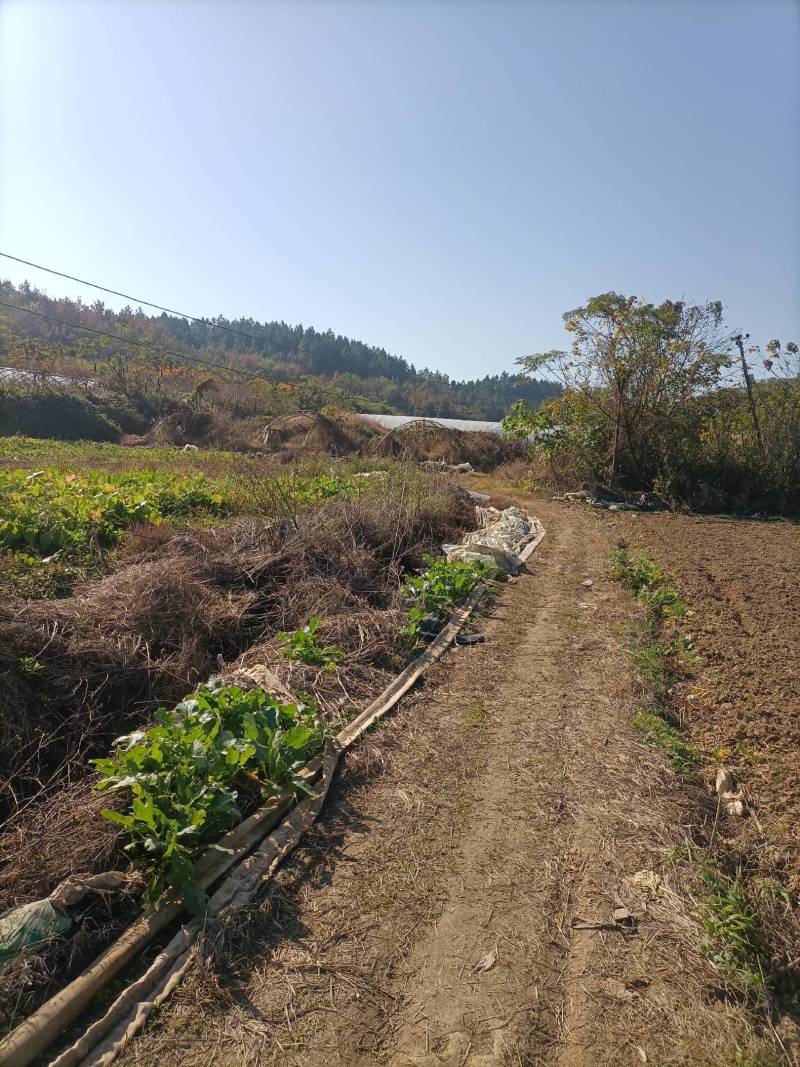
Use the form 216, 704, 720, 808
733, 333, 764, 453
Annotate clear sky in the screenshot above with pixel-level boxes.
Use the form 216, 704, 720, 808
1, 0, 798, 380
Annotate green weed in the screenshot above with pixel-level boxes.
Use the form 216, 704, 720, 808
632, 708, 696, 771
611, 549, 662, 594
615, 551, 696, 769
611, 548, 685, 618
700, 867, 767, 997
462, 701, 489, 730
18, 655, 44, 674
277, 616, 345, 668
630, 638, 673, 691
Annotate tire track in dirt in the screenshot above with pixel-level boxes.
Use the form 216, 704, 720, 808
119, 498, 783, 1067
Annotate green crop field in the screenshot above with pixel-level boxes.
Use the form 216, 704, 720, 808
0, 436, 401, 597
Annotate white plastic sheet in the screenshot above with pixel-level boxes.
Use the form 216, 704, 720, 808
444, 505, 542, 574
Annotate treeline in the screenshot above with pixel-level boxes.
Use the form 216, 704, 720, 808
0, 280, 559, 420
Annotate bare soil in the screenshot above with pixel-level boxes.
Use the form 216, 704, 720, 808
115, 496, 789, 1067
611, 508, 800, 949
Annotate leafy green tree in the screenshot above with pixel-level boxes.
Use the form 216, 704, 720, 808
501, 399, 552, 440
0, 279, 560, 420
517, 293, 731, 487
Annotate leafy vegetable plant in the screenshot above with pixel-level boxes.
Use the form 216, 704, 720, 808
277, 616, 345, 668
0, 468, 224, 557
401, 554, 491, 640
93, 679, 323, 914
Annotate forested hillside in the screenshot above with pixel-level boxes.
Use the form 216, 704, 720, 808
0, 280, 559, 419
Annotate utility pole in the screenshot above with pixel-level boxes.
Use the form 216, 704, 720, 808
733, 333, 764, 453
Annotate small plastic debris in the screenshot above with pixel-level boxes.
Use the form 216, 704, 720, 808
715, 767, 736, 794
571, 918, 597, 930
417, 612, 444, 639
455, 633, 486, 646
0, 870, 135, 965
555, 487, 667, 511
612, 906, 638, 933
422, 460, 476, 474
229, 665, 295, 701
581, 579, 594, 587
601, 977, 636, 1001
50, 871, 131, 909
0, 899, 72, 965
715, 765, 747, 816
472, 945, 498, 972
572, 911, 638, 935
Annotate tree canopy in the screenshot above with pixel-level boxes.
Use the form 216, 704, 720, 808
517, 293, 731, 485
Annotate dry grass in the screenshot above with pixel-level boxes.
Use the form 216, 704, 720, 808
371, 421, 523, 470
231, 608, 406, 723
0, 781, 142, 1036
262, 410, 376, 456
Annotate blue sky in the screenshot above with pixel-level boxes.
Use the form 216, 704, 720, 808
1, 0, 798, 380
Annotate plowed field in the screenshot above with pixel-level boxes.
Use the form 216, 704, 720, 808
614, 510, 800, 896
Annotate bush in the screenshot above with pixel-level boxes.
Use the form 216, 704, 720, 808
0, 394, 121, 442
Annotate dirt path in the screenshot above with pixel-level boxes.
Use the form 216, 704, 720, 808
120, 497, 782, 1067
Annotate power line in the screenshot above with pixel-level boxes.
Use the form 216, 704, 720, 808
0, 250, 279, 350
0, 298, 276, 383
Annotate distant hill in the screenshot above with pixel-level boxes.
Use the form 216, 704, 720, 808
0, 280, 560, 420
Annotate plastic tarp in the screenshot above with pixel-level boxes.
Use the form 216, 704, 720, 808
0, 900, 72, 966
444, 505, 541, 574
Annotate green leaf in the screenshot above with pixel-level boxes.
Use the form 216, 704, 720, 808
132, 795, 156, 829
282, 724, 316, 750
100, 809, 134, 828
